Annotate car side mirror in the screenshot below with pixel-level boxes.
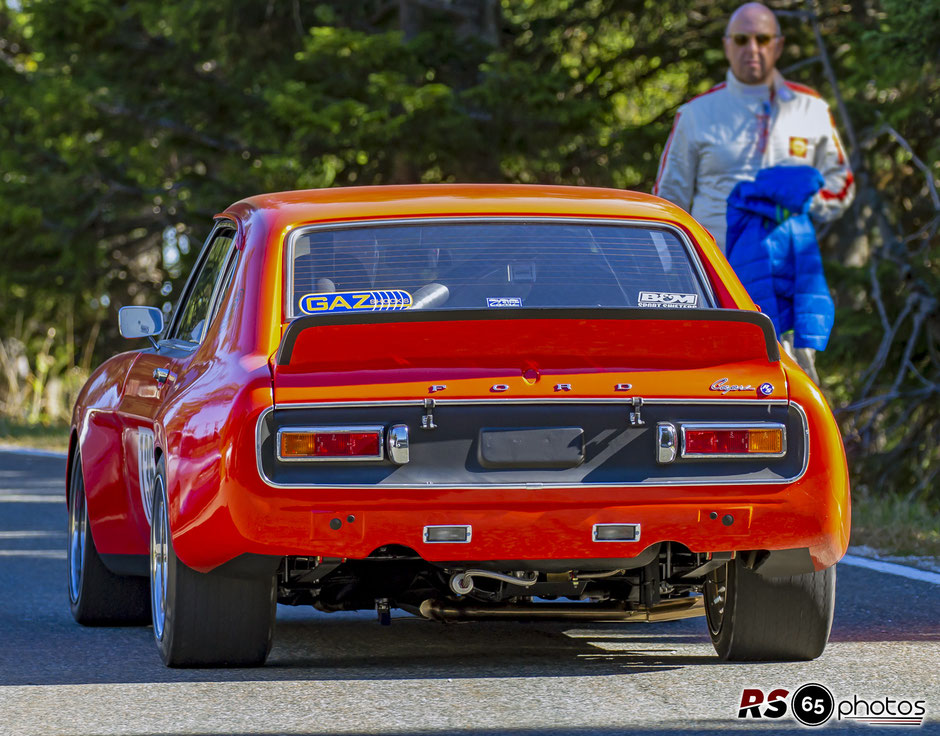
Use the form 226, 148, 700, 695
119, 306, 164, 349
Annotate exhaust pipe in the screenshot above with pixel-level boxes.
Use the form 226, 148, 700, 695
449, 569, 538, 595
419, 596, 704, 623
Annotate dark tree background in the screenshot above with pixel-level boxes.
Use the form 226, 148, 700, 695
0, 0, 937, 506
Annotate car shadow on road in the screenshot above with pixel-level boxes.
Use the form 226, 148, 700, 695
0, 604, 726, 686
3, 552, 938, 688
3, 556, 940, 687
264, 612, 721, 678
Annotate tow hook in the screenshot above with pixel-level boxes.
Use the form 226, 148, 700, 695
449, 570, 538, 595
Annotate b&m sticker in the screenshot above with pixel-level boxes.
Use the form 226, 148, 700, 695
299, 290, 413, 314
637, 291, 698, 308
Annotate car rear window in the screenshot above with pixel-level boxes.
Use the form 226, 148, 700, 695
287, 221, 713, 318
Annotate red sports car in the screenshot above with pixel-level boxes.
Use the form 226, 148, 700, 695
67, 184, 850, 666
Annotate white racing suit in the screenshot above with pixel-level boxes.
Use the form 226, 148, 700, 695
653, 69, 854, 253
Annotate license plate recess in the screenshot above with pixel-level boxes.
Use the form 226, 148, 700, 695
478, 427, 585, 469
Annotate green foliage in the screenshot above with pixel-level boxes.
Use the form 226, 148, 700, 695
0, 0, 719, 365
795, 1, 939, 506
852, 488, 940, 558
0, 416, 69, 451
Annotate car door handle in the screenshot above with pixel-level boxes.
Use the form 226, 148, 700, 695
152, 368, 176, 386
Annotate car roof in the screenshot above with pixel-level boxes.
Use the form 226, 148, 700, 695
222, 184, 700, 235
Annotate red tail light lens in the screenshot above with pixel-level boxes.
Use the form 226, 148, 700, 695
684, 430, 749, 454
278, 427, 383, 461
682, 426, 784, 457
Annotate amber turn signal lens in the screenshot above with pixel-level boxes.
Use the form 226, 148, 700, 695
748, 429, 782, 454
281, 432, 316, 457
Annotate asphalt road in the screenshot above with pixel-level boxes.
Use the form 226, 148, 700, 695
0, 448, 937, 735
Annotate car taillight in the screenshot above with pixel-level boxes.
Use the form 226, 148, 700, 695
747, 429, 783, 453
277, 426, 384, 461
679, 424, 785, 458
685, 430, 749, 454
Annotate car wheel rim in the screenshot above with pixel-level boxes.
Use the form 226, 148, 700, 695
705, 563, 729, 637
150, 476, 168, 641
67, 474, 86, 604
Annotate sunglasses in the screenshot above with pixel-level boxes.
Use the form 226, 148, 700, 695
728, 33, 779, 47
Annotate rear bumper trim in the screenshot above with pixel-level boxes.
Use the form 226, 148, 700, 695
254, 401, 809, 489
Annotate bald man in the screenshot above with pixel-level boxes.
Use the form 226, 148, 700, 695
653, 2, 854, 252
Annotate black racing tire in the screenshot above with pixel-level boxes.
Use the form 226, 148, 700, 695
67, 451, 151, 626
150, 458, 276, 667
704, 557, 835, 661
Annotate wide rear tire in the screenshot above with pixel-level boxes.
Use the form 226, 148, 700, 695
68, 451, 150, 625
150, 458, 276, 667
704, 557, 835, 661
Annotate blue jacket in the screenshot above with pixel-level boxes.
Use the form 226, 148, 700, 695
725, 165, 834, 351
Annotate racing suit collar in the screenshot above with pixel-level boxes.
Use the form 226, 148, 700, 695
725, 69, 795, 103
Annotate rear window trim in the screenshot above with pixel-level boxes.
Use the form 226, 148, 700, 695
282, 216, 717, 321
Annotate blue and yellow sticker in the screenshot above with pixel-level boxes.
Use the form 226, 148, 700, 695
299, 290, 413, 314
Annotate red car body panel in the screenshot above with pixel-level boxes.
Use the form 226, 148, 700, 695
69, 184, 850, 576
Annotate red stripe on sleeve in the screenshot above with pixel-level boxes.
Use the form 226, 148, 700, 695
828, 111, 846, 164
653, 112, 680, 195
785, 81, 823, 99
686, 82, 726, 104
819, 171, 854, 201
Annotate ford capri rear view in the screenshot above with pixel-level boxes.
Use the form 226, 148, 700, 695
67, 184, 850, 666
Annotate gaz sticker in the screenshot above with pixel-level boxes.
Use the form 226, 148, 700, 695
637, 291, 698, 308
486, 297, 523, 308
299, 290, 413, 314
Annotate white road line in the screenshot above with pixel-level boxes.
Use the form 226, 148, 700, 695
0, 549, 66, 559
0, 494, 62, 503
0, 445, 67, 458
0, 530, 65, 538
841, 554, 940, 585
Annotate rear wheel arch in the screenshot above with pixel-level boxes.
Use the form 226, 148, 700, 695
68, 449, 151, 625
140, 438, 166, 536
66, 429, 80, 506
149, 454, 276, 667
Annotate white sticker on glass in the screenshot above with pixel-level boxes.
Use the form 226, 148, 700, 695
637, 291, 698, 308
486, 297, 523, 308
